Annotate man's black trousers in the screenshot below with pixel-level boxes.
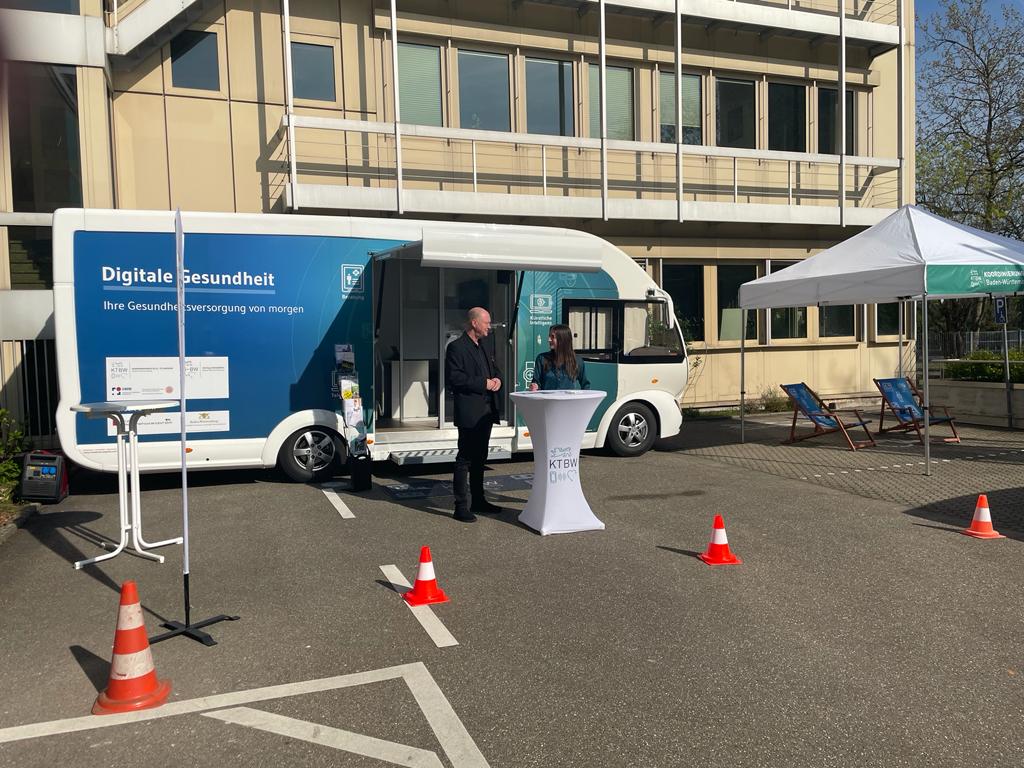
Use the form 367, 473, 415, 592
453, 421, 493, 513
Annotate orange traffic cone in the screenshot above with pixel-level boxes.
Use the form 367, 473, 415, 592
93, 581, 171, 715
698, 514, 742, 566
961, 494, 1006, 540
403, 546, 449, 606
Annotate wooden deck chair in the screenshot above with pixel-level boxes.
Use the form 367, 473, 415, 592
874, 377, 961, 444
780, 383, 877, 451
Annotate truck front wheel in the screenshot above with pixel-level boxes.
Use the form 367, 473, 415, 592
605, 402, 657, 457
278, 427, 344, 482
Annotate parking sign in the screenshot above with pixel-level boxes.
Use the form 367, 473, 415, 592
995, 297, 1007, 324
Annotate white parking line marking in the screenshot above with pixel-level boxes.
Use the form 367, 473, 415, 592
0, 662, 488, 768
379, 565, 459, 649
321, 483, 355, 519
205, 707, 444, 768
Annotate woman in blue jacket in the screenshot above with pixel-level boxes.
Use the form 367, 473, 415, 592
529, 324, 591, 391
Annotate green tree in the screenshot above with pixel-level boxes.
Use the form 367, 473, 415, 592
917, 0, 1024, 348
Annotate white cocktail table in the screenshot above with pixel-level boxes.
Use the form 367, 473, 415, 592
70, 401, 183, 568
510, 389, 606, 535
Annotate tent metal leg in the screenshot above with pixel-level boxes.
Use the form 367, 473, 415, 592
897, 300, 903, 378
740, 309, 746, 443
923, 297, 931, 475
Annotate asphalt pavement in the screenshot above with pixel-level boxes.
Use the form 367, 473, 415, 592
0, 420, 1021, 767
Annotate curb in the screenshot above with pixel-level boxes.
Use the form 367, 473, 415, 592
0, 503, 40, 548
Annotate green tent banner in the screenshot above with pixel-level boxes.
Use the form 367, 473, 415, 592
926, 264, 1024, 295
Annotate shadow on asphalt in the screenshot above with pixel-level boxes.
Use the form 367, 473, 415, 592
69, 645, 109, 693
67, 466, 286, 496
607, 490, 706, 502
21, 510, 172, 621
385, 493, 535, 532
904, 489, 1024, 542
656, 545, 703, 561
666, 417, 1024, 462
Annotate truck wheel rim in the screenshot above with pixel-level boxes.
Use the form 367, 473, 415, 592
292, 430, 335, 472
617, 413, 649, 448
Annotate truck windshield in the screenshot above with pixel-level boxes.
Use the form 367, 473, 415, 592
622, 301, 685, 361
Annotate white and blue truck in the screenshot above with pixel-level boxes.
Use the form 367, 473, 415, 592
53, 209, 688, 481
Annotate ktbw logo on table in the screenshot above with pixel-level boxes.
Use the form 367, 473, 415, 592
548, 446, 578, 484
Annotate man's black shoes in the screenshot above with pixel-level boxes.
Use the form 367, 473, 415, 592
453, 511, 477, 523
471, 500, 504, 515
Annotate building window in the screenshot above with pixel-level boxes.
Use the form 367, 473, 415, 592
768, 83, 806, 152
768, 262, 807, 339
717, 265, 757, 341
291, 42, 335, 102
588, 64, 635, 140
661, 264, 705, 342
659, 71, 702, 144
398, 42, 443, 126
0, 1, 78, 11
716, 78, 756, 149
876, 303, 901, 336
7, 227, 53, 289
1, 0, 77, 10
7, 62, 81, 214
525, 58, 573, 136
820, 305, 856, 337
818, 88, 855, 155
170, 30, 220, 91
457, 50, 510, 131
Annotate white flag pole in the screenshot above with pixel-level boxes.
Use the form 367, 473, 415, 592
174, 209, 191, 624
150, 210, 239, 647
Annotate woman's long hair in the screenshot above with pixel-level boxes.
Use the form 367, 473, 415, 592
549, 324, 579, 380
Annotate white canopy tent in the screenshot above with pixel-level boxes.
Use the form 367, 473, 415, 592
737, 205, 1024, 474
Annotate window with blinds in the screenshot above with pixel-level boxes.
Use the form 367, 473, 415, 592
398, 42, 443, 127
566, 302, 617, 362
658, 71, 702, 144
588, 64, 635, 140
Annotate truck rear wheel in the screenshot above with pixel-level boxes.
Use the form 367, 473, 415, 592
606, 402, 657, 457
278, 427, 344, 482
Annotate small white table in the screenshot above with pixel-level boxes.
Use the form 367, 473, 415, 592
510, 390, 606, 535
70, 401, 183, 569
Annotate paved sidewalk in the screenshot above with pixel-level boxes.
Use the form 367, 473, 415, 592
662, 415, 1024, 536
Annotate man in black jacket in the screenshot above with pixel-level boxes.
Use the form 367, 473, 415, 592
445, 307, 504, 522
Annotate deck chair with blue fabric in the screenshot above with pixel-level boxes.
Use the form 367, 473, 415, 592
780, 383, 877, 451
874, 377, 961, 444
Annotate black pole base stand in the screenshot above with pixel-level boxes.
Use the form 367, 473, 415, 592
148, 574, 239, 647
149, 614, 240, 647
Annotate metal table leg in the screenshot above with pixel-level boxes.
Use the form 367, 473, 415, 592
75, 417, 131, 569
128, 420, 183, 556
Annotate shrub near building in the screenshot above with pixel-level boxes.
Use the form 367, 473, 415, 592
945, 348, 1024, 383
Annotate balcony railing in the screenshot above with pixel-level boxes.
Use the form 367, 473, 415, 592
539, 1, 901, 28
282, 116, 900, 223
